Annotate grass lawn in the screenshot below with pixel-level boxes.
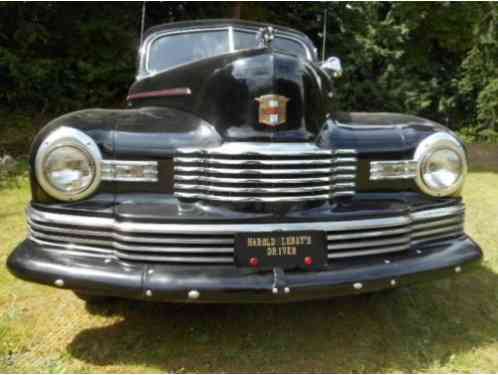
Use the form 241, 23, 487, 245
1, 167, 498, 373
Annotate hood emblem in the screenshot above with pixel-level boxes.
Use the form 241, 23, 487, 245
255, 94, 290, 127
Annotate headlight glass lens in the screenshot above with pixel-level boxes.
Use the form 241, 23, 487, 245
43, 146, 95, 193
421, 148, 463, 191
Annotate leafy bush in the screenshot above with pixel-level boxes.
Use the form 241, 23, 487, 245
0, 2, 497, 143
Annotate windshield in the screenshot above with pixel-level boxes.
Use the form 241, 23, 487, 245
146, 28, 310, 74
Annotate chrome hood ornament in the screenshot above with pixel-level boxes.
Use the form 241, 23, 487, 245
256, 26, 275, 48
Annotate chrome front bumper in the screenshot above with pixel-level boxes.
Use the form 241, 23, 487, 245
25, 204, 465, 264
8, 235, 482, 302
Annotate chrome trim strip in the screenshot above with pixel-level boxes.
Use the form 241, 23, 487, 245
28, 206, 411, 234
174, 184, 331, 194
332, 157, 357, 164
412, 232, 464, 246
30, 229, 233, 254
29, 235, 113, 256
327, 226, 411, 241
174, 166, 334, 175
101, 160, 158, 182
176, 142, 335, 157
328, 244, 411, 259
29, 229, 113, 247
115, 251, 233, 264
411, 205, 464, 220
412, 224, 464, 238
175, 158, 334, 166
330, 191, 355, 198
411, 215, 463, 230
174, 175, 334, 184
175, 192, 333, 202
369, 160, 418, 181
327, 236, 411, 251
29, 218, 235, 245
112, 242, 233, 254
126, 87, 191, 101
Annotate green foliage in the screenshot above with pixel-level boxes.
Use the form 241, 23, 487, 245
0, 2, 497, 141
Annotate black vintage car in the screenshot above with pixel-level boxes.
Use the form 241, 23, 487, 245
8, 19, 483, 303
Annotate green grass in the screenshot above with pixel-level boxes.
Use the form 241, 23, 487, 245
1, 167, 498, 373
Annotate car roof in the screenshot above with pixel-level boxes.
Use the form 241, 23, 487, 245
144, 18, 317, 55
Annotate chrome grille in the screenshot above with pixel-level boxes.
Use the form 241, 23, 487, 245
173, 143, 357, 202
28, 204, 465, 265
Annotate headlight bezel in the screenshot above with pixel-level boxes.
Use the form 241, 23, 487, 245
414, 132, 467, 197
35, 127, 102, 201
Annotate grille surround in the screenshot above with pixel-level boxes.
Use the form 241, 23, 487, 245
173, 143, 358, 203
28, 204, 465, 265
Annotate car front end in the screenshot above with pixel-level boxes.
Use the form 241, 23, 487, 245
7, 20, 482, 303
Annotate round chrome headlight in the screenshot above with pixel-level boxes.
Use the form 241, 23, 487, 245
35, 127, 102, 201
414, 132, 467, 197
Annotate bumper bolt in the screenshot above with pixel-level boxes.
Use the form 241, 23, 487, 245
188, 290, 200, 300
353, 282, 363, 290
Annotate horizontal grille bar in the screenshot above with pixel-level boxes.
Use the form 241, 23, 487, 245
174, 143, 358, 203
28, 204, 465, 264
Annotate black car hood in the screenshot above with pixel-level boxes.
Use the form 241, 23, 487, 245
128, 48, 332, 142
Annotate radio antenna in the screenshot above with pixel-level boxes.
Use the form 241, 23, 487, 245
140, 1, 147, 44
321, 8, 328, 62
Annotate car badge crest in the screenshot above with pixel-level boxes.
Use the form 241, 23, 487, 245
255, 94, 290, 127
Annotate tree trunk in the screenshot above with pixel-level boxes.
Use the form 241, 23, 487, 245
231, 2, 241, 19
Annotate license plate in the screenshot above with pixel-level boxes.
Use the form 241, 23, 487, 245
234, 231, 327, 270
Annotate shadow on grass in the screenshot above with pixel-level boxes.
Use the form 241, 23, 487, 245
67, 265, 498, 372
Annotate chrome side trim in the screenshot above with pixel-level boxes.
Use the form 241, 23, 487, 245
101, 160, 158, 182
370, 160, 418, 181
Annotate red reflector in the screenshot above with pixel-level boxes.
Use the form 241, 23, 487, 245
304, 256, 313, 266
249, 257, 259, 267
